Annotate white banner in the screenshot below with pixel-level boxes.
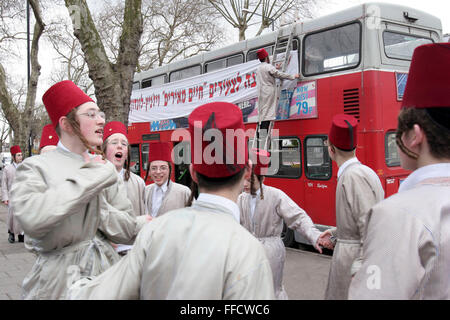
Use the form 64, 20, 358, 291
129, 51, 299, 124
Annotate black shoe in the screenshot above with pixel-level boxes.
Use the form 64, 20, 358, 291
18, 234, 24, 243
8, 232, 15, 243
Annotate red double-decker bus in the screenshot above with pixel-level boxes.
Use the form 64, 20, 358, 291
127, 2, 442, 246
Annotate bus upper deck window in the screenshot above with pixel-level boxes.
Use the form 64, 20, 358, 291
132, 81, 140, 90
170, 65, 201, 82
305, 136, 331, 180
247, 46, 273, 61
383, 31, 433, 60
227, 54, 243, 67
303, 22, 361, 76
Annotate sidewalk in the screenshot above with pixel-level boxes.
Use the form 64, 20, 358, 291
0, 204, 36, 300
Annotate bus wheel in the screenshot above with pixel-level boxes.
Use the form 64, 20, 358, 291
281, 222, 295, 248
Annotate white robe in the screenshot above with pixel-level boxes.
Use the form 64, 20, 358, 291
324, 159, 384, 300
10, 148, 148, 299
238, 184, 321, 299
144, 180, 190, 217
348, 163, 450, 299
123, 172, 147, 217
2, 162, 23, 235
67, 198, 275, 299
256, 62, 296, 122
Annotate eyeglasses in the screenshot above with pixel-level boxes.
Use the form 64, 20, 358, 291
108, 139, 129, 148
78, 110, 106, 120
150, 165, 169, 172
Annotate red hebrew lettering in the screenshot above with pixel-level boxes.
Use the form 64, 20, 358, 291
231, 78, 236, 94
224, 79, 230, 95
164, 93, 169, 106
236, 74, 242, 92
209, 84, 214, 98
251, 72, 257, 88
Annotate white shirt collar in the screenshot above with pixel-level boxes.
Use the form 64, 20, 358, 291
119, 168, 125, 180
57, 141, 71, 153
197, 193, 240, 223
156, 182, 168, 193
398, 163, 450, 192
337, 157, 359, 179
57, 141, 93, 158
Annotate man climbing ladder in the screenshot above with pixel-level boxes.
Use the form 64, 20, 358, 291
254, 24, 300, 151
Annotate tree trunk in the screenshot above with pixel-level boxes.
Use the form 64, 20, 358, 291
0, 0, 44, 158
65, 0, 143, 126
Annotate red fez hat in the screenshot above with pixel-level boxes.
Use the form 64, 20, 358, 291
250, 148, 270, 176
103, 121, 128, 142
257, 48, 268, 61
10, 145, 21, 155
328, 114, 358, 151
42, 80, 94, 129
401, 43, 450, 130
39, 124, 59, 150
402, 43, 450, 109
188, 102, 248, 178
148, 142, 172, 163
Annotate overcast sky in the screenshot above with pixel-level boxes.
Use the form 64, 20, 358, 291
9, 0, 450, 108
314, 0, 449, 32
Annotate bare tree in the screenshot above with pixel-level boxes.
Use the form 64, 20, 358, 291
208, 0, 317, 41
93, 0, 225, 72
63, 0, 143, 125
0, 0, 45, 157
45, 17, 94, 95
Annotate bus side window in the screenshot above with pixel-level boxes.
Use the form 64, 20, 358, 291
205, 54, 244, 73
303, 22, 361, 76
385, 131, 400, 167
247, 39, 298, 62
132, 81, 140, 90
247, 46, 273, 61
130, 144, 141, 176
305, 136, 331, 180
249, 137, 301, 178
142, 74, 167, 88
170, 65, 201, 82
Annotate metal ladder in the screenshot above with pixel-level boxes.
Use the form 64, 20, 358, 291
253, 23, 296, 152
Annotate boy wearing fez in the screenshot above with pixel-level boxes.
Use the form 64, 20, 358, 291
322, 114, 384, 300
68, 102, 275, 299
239, 148, 331, 299
144, 141, 190, 218
349, 43, 450, 299
10, 80, 149, 299
2, 145, 24, 243
102, 121, 148, 255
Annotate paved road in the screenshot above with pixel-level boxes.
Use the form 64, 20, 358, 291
0, 204, 332, 300
0, 204, 35, 300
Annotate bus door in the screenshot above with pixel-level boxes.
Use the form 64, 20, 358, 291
302, 135, 335, 228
